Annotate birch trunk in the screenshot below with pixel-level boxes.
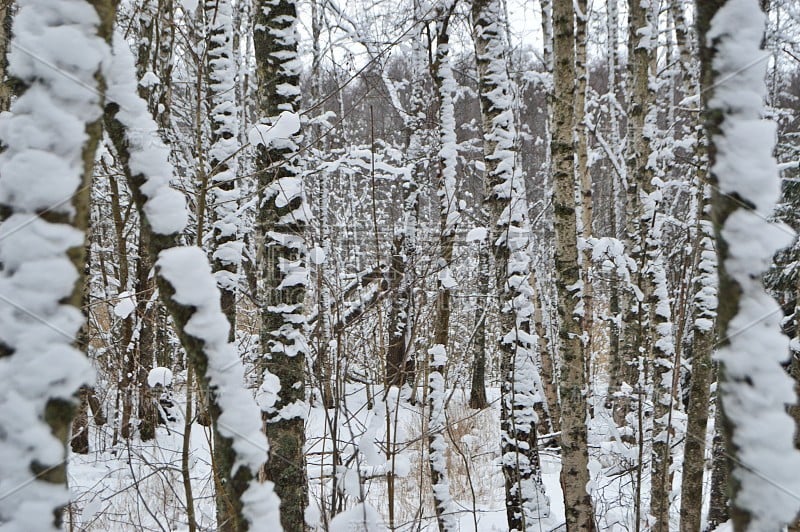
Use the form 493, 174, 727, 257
469, 239, 490, 409
473, 0, 550, 526
429, 3, 459, 528
620, 0, 657, 426
385, 29, 425, 390
700, 0, 800, 529
675, 3, 718, 529
206, 0, 241, 342
0, 0, 113, 526
105, 34, 280, 531
575, 0, 594, 401
551, 0, 595, 528
254, 0, 309, 528
679, 186, 717, 532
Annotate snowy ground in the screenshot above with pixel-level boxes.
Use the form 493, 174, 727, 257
68, 381, 704, 531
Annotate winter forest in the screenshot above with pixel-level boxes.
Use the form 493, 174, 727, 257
3, 0, 800, 530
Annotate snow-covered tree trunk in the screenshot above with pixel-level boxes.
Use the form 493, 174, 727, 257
620, 0, 657, 429
0, 0, 112, 526
648, 221, 676, 532
473, 0, 550, 527
679, 184, 717, 532
701, 0, 800, 529
385, 28, 426, 391
103, 35, 280, 532
123, 0, 174, 444
133, 0, 174, 423
551, 0, 595, 529
533, 0, 560, 434
205, 0, 247, 525
622, 2, 674, 526
253, 0, 309, 528
428, 3, 459, 529
789, 345, 800, 532
575, 0, 595, 395
107, 172, 139, 441
206, 0, 241, 341
532, 277, 559, 432
603, 0, 629, 427
427, 344, 456, 530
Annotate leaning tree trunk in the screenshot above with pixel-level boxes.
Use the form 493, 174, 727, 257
700, 0, 800, 530
253, 0, 310, 529
551, 0, 595, 529
104, 35, 280, 532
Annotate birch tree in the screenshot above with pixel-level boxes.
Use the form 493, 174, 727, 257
0, 0, 12, 112
473, 0, 549, 527
550, 0, 595, 528
206, 0, 241, 340
385, 25, 427, 391
701, 0, 800, 529
675, 1, 719, 529
0, 0, 112, 526
428, 2, 459, 529
103, 34, 281, 531
253, 0, 310, 528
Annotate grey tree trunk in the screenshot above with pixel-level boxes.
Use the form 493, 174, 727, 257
0, 0, 113, 526
469, 239, 489, 409
575, 0, 594, 406
473, 0, 550, 527
700, 0, 800, 529
206, 0, 240, 342
619, 0, 658, 434
551, 0, 595, 529
679, 185, 717, 532
675, 3, 718, 529
385, 33, 425, 391
706, 380, 729, 530
0, 0, 12, 113
429, 3, 459, 529
253, 0, 309, 528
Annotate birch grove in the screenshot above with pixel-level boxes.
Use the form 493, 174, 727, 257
1, 0, 800, 531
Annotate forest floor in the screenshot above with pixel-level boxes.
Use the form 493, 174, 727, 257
67, 381, 706, 531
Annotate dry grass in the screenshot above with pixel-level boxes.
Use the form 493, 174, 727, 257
371, 392, 503, 529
